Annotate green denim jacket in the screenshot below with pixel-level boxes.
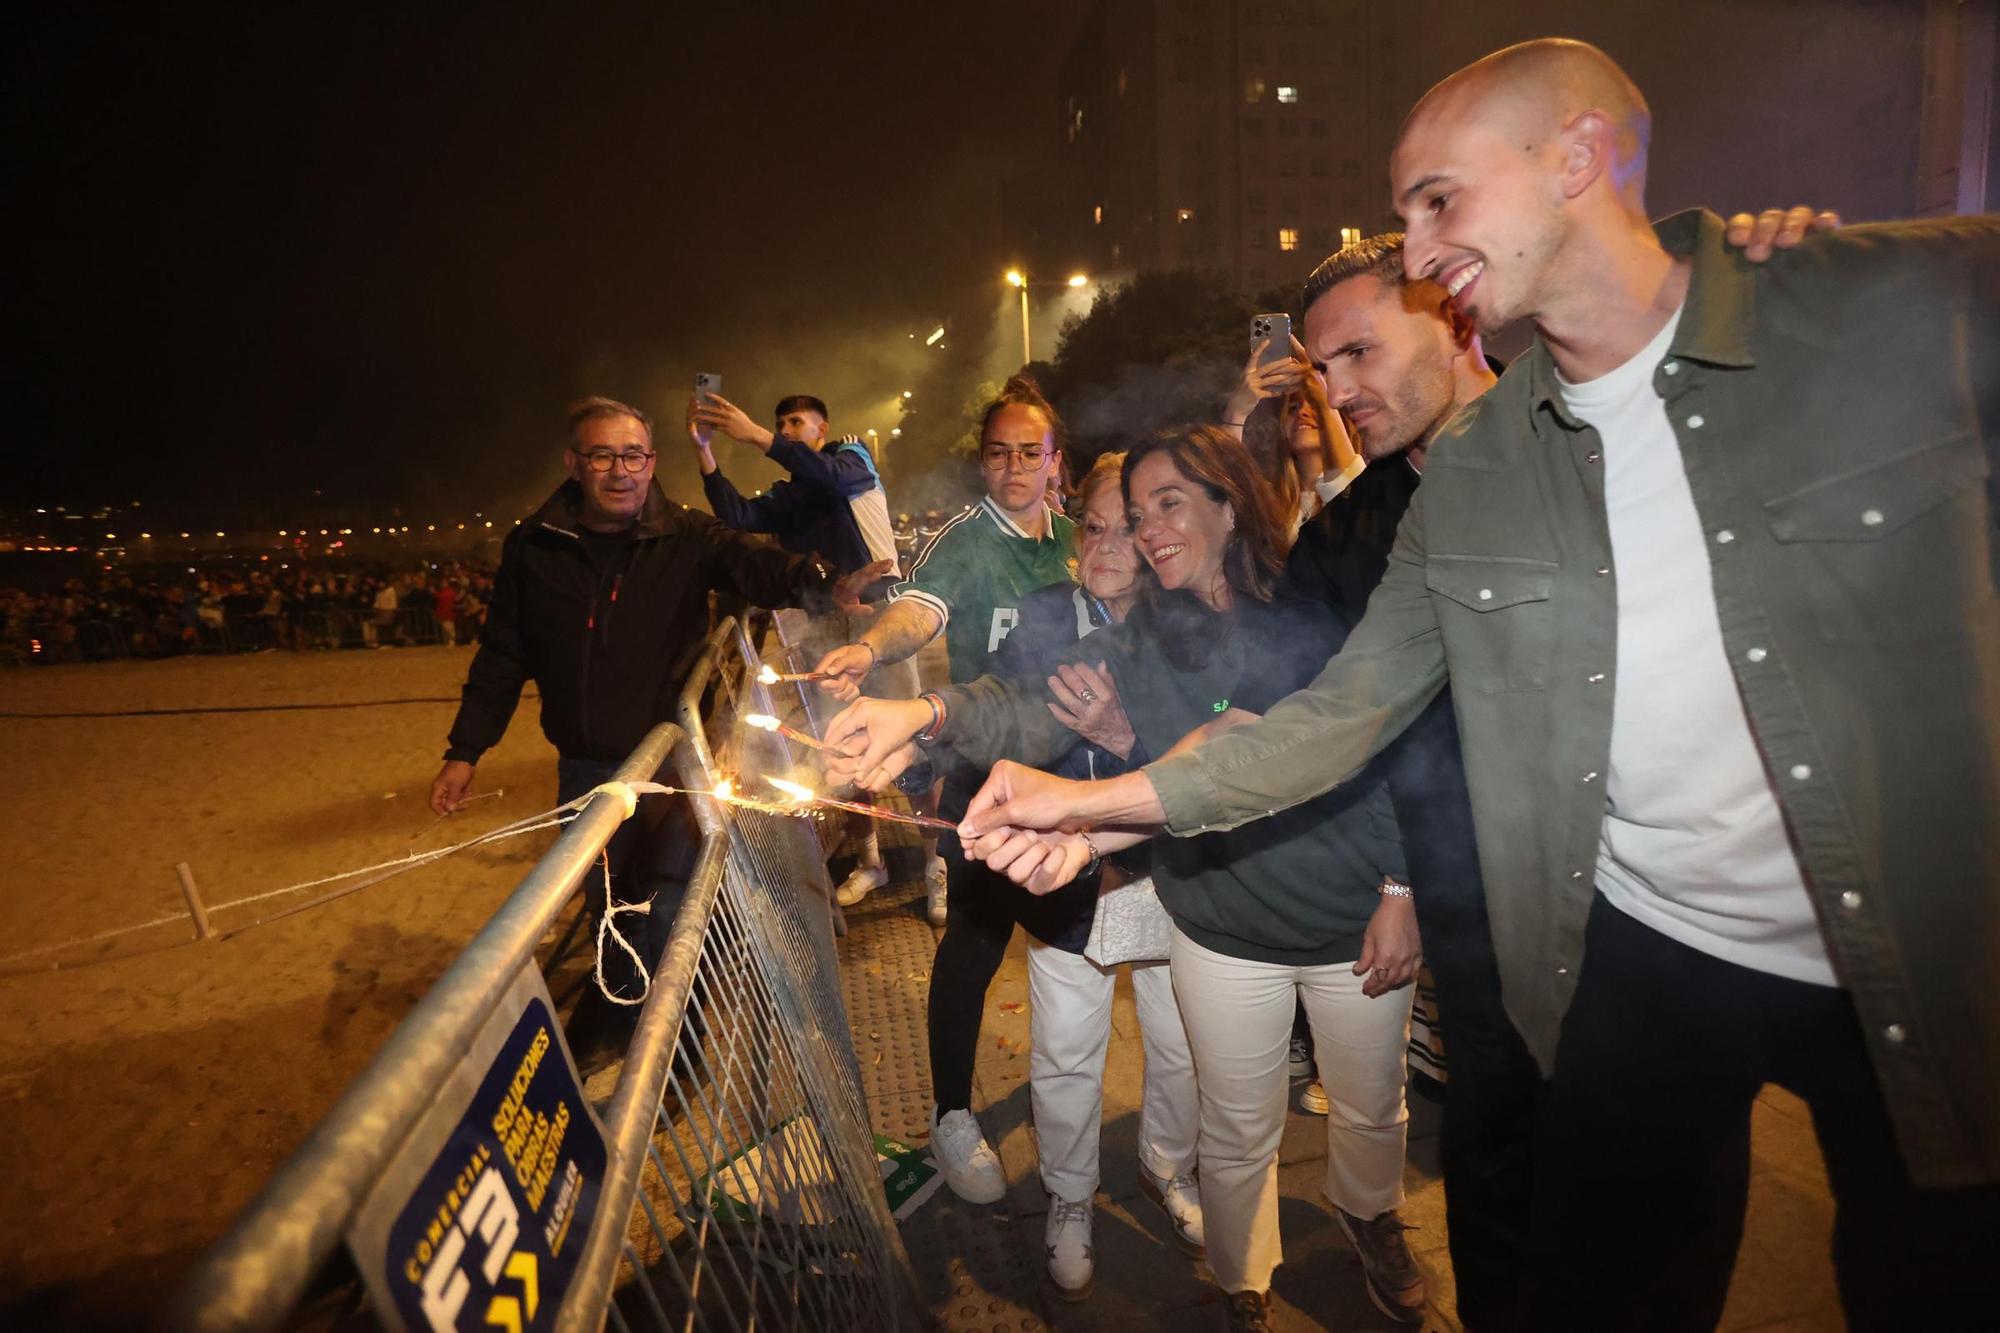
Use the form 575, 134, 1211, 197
1146, 209, 2000, 1188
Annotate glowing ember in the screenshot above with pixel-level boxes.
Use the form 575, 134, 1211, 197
714, 778, 734, 800
743, 713, 781, 731
755, 663, 832, 683
766, 776, 815, 802
754, 774, 961, 831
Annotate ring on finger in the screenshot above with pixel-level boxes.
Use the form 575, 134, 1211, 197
1078, 688, 1098, 704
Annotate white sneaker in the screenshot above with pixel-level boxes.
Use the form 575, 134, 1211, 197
835, 862, 887, 907
1287, 1035, 1314, 1078
1044, 1194, 1094, 1300
925, 856, 948, 926
1139, 1167, 1205, 1257
929, 1106, 1005, 1203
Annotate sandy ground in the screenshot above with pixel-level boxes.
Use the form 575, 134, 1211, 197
0, 646, 572, 1327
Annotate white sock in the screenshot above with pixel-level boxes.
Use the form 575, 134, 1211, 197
858, 827, 884, 871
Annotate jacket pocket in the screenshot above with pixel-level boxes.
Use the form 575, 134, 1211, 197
1761, 432, 1991, 641
1425, 555, 1558, 692
1764, 432, 1986, 542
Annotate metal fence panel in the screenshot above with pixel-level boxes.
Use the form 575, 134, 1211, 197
167, 614, 919, 1332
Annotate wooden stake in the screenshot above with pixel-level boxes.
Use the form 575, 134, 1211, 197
175, 862, 213, 940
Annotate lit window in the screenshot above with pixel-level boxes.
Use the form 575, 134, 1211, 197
1279, 227, 1300, 251
1177, 207, 1195, 223
1277, 85, 1298, 104
1094, 204, 1103, 225
1245, 76, 1266, 103
1340, 226, 1363, 247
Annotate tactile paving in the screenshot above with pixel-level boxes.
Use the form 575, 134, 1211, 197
838, 854, 1054, 1330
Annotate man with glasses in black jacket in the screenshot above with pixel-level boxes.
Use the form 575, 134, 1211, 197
430, 396, 865, 1059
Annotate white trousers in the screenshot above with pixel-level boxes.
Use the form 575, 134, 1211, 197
1027, 939, 1200, 1203
1169, 926, 1414, 1294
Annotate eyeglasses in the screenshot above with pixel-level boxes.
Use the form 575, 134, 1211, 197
578, 449, 656, 474
981, 444, 1053, 471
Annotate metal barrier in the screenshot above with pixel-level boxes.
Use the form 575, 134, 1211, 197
568, 617, 921, 1331
166, 614, 920, 1332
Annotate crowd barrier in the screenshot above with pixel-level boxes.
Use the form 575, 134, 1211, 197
164, 614, 921, 1331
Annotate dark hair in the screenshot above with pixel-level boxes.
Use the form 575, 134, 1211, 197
774, 394, 829, 423
1239, 397, 1302, 533
1121, 424, 1289, 668
1301, 231, 1406, 313
978, 373, 1069, 487
565, 395, 652, 443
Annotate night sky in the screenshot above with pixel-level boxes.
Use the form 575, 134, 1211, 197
9, 3, 1082, 523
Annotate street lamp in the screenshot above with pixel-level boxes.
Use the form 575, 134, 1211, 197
1004, 270, 1089, 366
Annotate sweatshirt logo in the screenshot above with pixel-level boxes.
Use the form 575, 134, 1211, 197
1213, 698, 1230, 713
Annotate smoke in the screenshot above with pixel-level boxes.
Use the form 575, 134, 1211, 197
1055, 357, 1239, 466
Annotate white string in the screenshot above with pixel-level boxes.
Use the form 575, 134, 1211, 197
0, 787, 624, 973
591, 851, 653, 1007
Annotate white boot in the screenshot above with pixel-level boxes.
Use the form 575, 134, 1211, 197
1139, 1167, 1205, 1257
929, 1106, 1005, 1203
1044, 1193, 1094, 1301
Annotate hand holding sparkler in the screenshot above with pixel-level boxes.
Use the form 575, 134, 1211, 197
823, 696, 934, 790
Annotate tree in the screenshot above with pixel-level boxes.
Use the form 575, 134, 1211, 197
1037, 268, 1294, 471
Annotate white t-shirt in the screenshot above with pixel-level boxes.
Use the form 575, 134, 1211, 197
1558, 305, 1834, 986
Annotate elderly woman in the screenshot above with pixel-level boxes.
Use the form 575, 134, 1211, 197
829, 426, 1424, 1331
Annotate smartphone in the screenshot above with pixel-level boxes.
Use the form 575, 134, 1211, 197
1251, 313, 1292, 368
694, 371, 722, 403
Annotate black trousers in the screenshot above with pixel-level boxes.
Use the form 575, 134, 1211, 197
1529, 892, 2000, 1331
926, 831, 1020, 1114
1411, 872, 1542, 1333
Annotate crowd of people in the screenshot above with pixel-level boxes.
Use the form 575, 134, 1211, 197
2, 560, 494, 664
406, 34, 1996, 1333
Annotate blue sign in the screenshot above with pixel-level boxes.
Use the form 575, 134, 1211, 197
352, 977, 608, 1333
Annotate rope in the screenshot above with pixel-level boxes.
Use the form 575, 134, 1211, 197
591, 852, 653, 1007
0, 783, 648, 976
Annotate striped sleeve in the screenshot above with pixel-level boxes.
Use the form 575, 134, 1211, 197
889, 506, 978, 628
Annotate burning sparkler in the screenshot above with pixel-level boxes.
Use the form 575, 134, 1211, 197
742, 712, 838, 752
764, 776, 959, 832
757, 663, 833, 685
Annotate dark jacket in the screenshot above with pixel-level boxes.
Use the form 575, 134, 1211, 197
1285, 478, 1487, 947
703, 437, 890, 591
956, 580, 1136, 952
446, 480, 830, 765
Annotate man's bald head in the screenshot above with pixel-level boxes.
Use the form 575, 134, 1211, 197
1408, 39, 1652, 210
1390, 39, 1656, 335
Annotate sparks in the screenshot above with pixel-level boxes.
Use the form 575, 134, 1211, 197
758, 775, 959, 831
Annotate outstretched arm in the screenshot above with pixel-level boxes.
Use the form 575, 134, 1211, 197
813, 597, 943, 701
